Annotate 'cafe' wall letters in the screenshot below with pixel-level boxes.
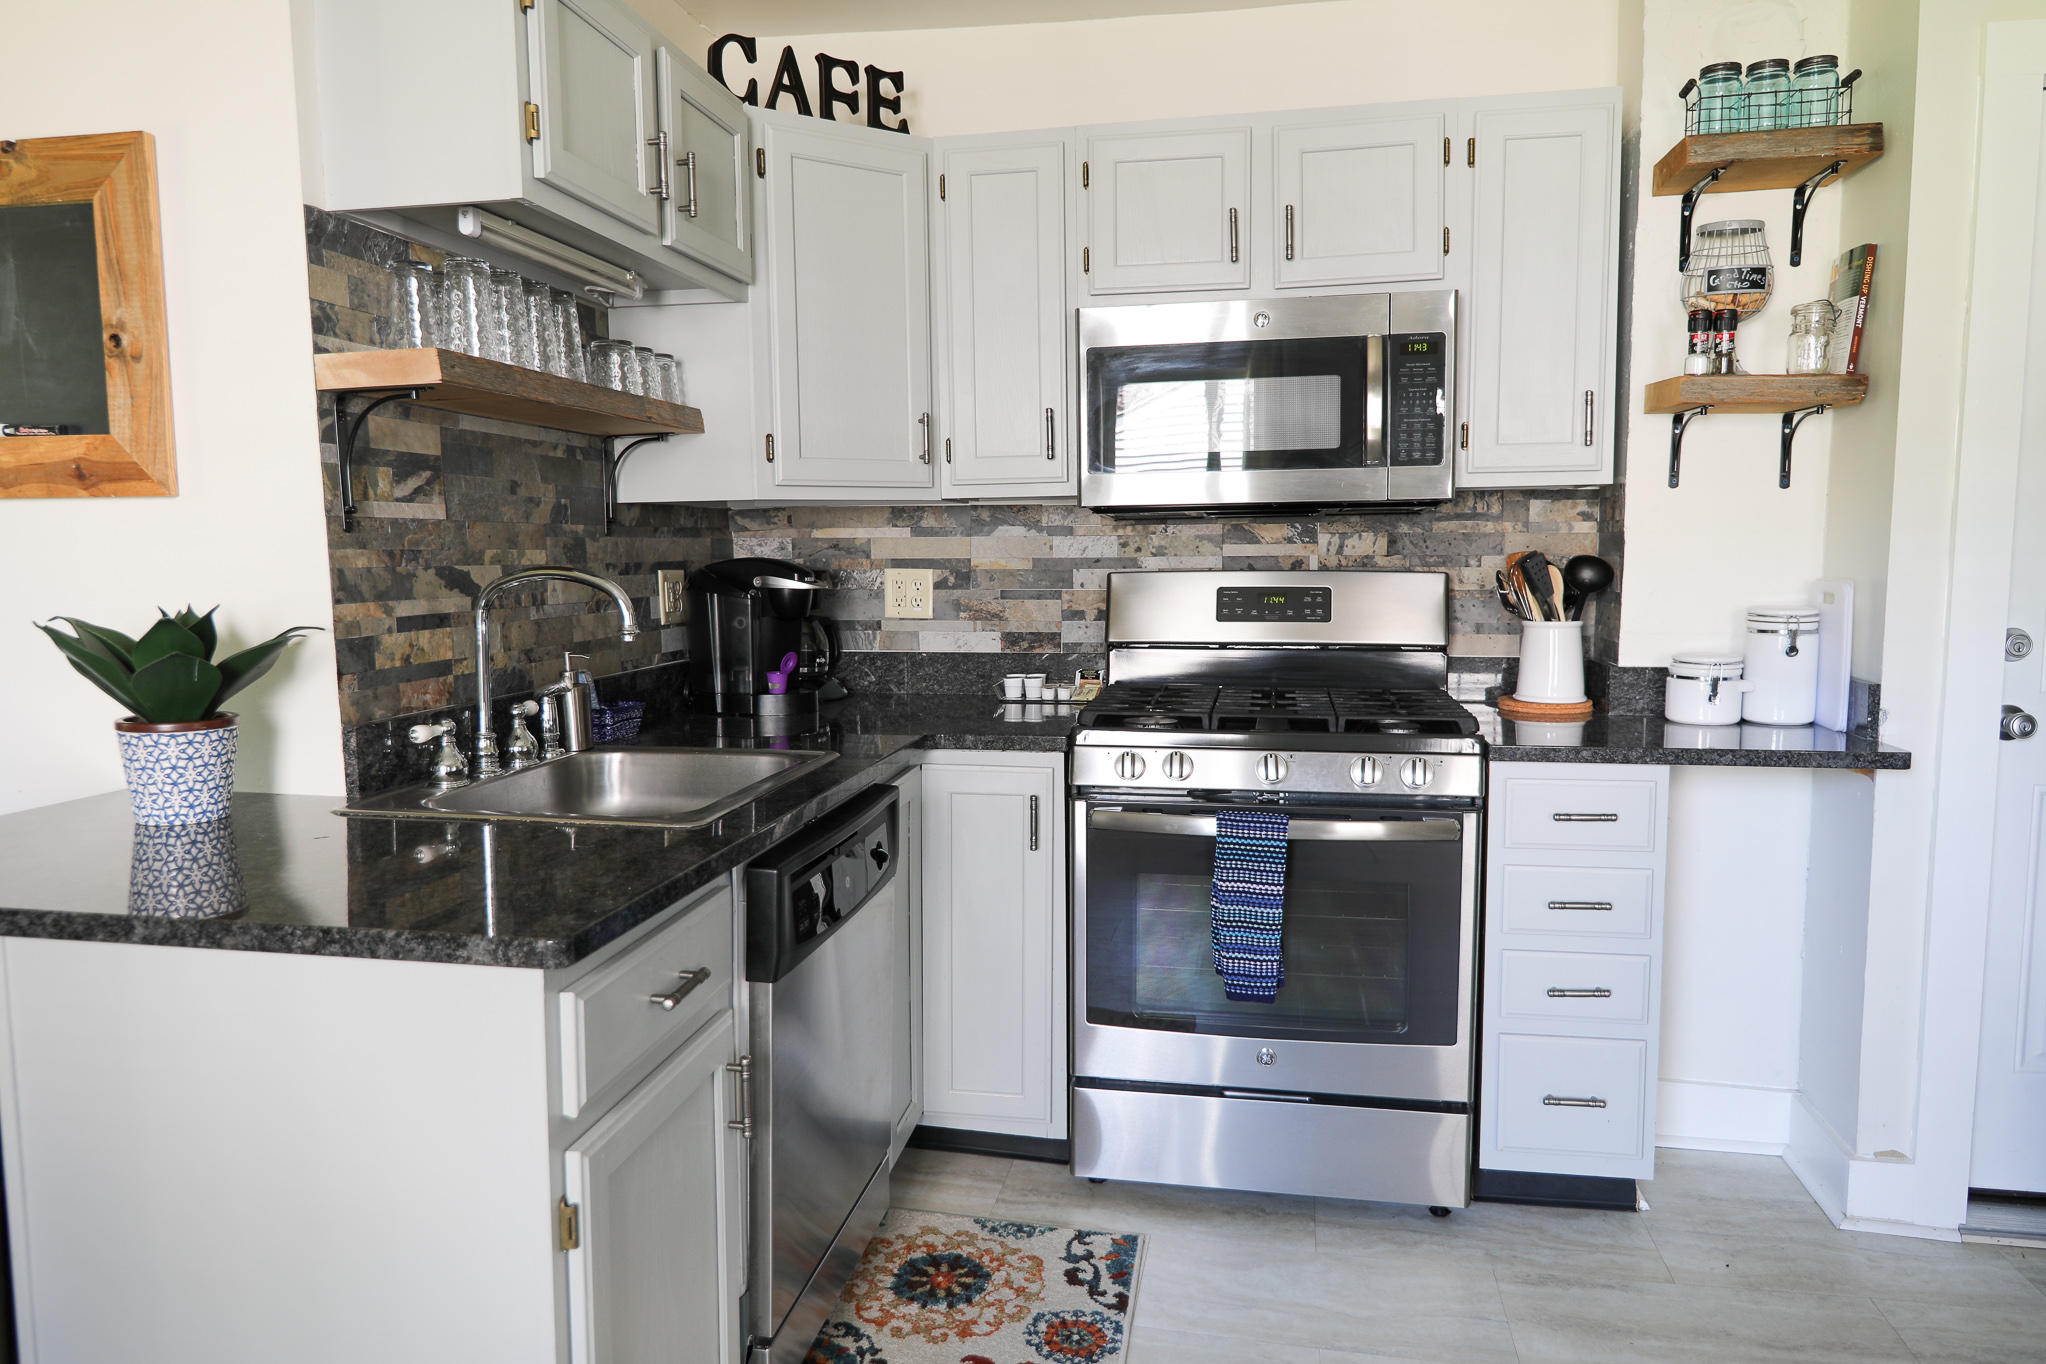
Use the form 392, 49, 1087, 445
708, 35, 910, 133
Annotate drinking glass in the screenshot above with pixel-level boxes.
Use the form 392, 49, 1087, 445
439, 257, 491, 357
587, 339, 636, 392
487, 268, 522, 365
521, 280, 556, 373
551, 289, 587, 382
653, 353, 683, 405
632, 346, 658, 398
392, 261, 439, 349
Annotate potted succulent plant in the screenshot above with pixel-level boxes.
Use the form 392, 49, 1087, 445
38, 608, 319, 824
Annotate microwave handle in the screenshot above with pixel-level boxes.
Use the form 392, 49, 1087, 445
1087, 810, 1460, 842
1366, 332, 1386, 469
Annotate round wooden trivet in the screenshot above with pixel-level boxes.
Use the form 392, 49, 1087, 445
1497, 695, 1594, 721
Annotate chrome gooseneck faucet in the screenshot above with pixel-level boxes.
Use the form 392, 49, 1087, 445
472, 567, 641, 776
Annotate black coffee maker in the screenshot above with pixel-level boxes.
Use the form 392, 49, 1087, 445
686, 558, 840, 719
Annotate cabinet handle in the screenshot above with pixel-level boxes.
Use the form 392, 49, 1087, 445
1229, 207, 1239, 263
1029, 794, 1040, 851
1552, 812, 1619, 822
919, 412, 932, 464
1285, 204, 1294, 261
649, 966, 710, 1010
1543, 1095, 1607, 1109
646, 131, 671, 201
1547, 900, 1614, 911
726, 1054, 754, 1137
1584, 390, 1595, 447
680, 149, 698, 218
945, 436, 953, 464
1046, 407, 1056, 461
1546, 987, 1613, 998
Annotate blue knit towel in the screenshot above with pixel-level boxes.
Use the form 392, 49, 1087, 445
1212, 808, 1289, 1001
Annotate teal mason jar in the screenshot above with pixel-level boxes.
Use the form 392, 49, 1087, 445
1744, 59, 1790, 130
1791, 54, 1841, 126
1697, 61, 1745, 133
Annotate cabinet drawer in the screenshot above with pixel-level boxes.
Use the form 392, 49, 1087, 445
1500, 776, 1660, 852
1494, 1033, 1648, 1160
559, 889, 733, 1119
1498, 949, 1651, 1024
1499, 865, 1654, 937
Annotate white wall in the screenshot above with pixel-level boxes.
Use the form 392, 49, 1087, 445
0, 0, 346, 812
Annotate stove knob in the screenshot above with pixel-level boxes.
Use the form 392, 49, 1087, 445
1349, 756, 1383, 788
1113, 751, 1147, 781
1256, 753, 1290, 785
1160, 751, 1194, 782
1400, 757, 1433, 789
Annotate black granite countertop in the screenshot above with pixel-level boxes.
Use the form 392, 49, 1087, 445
1467, 705, 1911, 769
0, 695, 1079, 969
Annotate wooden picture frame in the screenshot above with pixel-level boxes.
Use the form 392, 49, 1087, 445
0, 131, 176, 497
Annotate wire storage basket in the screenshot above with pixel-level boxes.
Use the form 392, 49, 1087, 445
1681, 64, 1859, 135
1681, 220, 1773, 320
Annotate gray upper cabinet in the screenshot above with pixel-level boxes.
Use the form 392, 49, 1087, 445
937, 138, 1073, 496
762, 117, 935, 490
1086, 127, 1251, 294
529, 0, 661, 236
658, 48, 753, 283
1273, 113, 1446, 288
1460, 98, 1618, 488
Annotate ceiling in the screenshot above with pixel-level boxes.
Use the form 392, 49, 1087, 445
666, 0, 1327, 36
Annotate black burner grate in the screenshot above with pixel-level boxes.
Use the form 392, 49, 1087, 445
1079, 683, 1478, 737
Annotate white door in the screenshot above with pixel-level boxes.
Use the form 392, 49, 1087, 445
1461, 98, 1618, 488
1273, 113, 1445, 287
761, 118, 935, 488
921, 761, 1064, 1137
529, 0, 661, 234
1086, 127, 1251, 294
937, 139, 1072, 495
563, 1011, 744, 1364
658, 47, 753, 283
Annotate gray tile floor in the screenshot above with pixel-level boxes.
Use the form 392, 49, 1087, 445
889, 1145, 2046, 1363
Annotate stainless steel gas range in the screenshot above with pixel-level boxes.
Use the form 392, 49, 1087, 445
1070, 569, 1484, 1209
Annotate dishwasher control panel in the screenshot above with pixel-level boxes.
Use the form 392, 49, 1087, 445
746, 784, 897, 982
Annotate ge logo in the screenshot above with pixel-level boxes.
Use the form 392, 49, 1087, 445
1256, 1048, 1277, 1066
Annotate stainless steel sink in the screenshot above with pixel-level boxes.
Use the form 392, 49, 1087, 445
342, 747, 837, 828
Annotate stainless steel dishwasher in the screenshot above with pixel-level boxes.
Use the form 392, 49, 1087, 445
743, 784, 899, 1364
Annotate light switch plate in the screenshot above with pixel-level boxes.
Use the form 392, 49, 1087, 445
656, 570, 690, 625
885, 568, 934, 619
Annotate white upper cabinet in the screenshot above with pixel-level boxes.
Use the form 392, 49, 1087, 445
658, 48, 753, 283
529, 0, 661, 235
1086, 127, 1252, 294
1460, 97, 1618, 488
762, 117, 935, 489
936, 137, 1074, 496
1273, 113, 1446, 287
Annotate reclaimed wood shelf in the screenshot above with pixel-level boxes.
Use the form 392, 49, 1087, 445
1644, 373, 1868, 414
312, 347, 703, 437
1652, 124, 1885, 196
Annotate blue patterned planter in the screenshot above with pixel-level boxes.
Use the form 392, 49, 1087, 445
114, 714, 238, 825
127, 818, 248, 919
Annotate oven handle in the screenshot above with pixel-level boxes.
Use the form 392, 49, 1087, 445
1086, 810, 1461, 842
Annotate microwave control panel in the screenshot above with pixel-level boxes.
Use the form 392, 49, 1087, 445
1387, 332, 1447, 467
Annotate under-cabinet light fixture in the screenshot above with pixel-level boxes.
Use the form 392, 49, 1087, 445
455, 206, 646, 300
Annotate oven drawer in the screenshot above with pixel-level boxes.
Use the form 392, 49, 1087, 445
1497, 950, 1651, 1025
1493, 1033, 1648, 1161
1500, 775, 1661, 853
1499, 864, 1654, 938
558, 888, 734, 1119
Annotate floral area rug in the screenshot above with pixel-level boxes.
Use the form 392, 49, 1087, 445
804, 1209, 1144, 1364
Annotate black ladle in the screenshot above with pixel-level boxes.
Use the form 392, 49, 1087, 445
1562, 555, 1615, 620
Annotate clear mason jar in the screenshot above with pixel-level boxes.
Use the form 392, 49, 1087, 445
653, 353, 682, 405
1697, 61, 1745, 133
521, 280, 555, 372
486, 268, 523, 365
551, 289, 587, 383
1790, 54, 1840, 127
631, 346, 659, 398
439, 257, 491, 357
1743, 59, 1790, 130
1786, 299, 1839, 374
391, 261, 439, 349
587, 338, 636, 392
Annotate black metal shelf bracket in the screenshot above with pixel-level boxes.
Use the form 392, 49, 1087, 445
1669, 406, 1711, 487
1678, 167, 1725, 271
336, 388, 420, 534
605, 434, 666, 535
1780, 404, 1831, 488
1790, 160, 1847, 266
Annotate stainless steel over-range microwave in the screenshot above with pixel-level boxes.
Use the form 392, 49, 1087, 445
1078, 291, 1457, 515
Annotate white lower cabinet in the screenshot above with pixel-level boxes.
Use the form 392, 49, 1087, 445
1481, 761, 1669, 1182
919, 752, 1067, 1139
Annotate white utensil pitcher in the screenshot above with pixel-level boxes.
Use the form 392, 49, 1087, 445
1516, 621, 1588, 704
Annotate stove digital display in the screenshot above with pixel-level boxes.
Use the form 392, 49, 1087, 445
1216, 586, 1333, 623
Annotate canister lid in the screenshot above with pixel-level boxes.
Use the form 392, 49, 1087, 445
1746, 605, 1821, 623
1794, 54, 1839, 73
1669, 653, 1745, 678
1745, 58, 1790, 75
1700, 61, 1744, 77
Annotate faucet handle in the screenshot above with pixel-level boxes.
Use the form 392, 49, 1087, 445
408, 720, 470, 789
408, 720, 453, 744
505, 701, 541, 768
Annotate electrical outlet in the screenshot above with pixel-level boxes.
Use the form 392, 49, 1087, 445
885, 568, 934, 619
656, 569, 690, 625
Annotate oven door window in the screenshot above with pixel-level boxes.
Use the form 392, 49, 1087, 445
1083, 807, 1464, 1045
1087, 337, 1372, 475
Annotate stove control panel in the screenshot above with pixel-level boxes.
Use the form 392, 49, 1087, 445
1215, 585, 1332, 623
1074, 744, 1483, 799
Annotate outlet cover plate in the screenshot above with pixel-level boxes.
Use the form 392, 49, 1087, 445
656, 569, 690, 625
885, 568, 934, 619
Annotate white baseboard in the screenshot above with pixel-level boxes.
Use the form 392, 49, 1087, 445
1784, 1093, 1960, 1241
1655, 1077, 1794, 1153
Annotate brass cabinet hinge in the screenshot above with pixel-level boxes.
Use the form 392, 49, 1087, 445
1443, 136, 1450, 166
1460, 421, 1469, 450
558, 1197, 580, 1251
1081, 160, 1089, 188
1443, 227, 1450, 255
1082, 246, 1090, 274
765, 434, 774, 463
524, 102, 540, 143
1467, 137, 1475, 168
756, 147, 766, 178
939, 173, 946, 201
520, 0, 533, 9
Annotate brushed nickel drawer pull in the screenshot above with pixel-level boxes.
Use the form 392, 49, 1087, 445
1542, 1095, 1607, 1108
1552, 812, 1620, 822
726, 1054, 754, 1136
650, 967, 711, 1011
1548, 900, 1613, 911
1546, 987, 1613, 998
1229, 207, 1239, 263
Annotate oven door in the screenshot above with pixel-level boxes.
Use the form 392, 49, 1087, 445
1073, 799, 1477, 1104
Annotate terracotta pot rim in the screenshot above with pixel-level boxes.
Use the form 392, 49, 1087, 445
114, 712, 238, 735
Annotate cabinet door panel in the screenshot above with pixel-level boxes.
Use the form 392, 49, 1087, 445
1462, 101, 1616, 487
532, 0, 660, 234
659, 49, 752, 282
1275, 114, 1444, 287
1087, 128, 1250, 294
940, 141, 1070, 493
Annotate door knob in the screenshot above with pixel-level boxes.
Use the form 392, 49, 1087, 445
2003, 705, 2037, 740
2009, 628, 2034, 661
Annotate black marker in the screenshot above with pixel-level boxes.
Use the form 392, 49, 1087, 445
0, 424, 83, 436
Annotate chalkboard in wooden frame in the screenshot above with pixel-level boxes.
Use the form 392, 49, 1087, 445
0, 131, 175, 497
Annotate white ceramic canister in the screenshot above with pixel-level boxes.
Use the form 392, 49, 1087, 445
1741, 606, 1822, 725
1515, 621, 1588, 704
1664, 653, 1751, 726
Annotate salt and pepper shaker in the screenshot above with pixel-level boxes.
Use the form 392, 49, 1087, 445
1685, 309, 1713, 375
1712, 307, 1740, 375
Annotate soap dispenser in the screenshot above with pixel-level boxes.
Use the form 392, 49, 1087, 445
541, 651, 595, 753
